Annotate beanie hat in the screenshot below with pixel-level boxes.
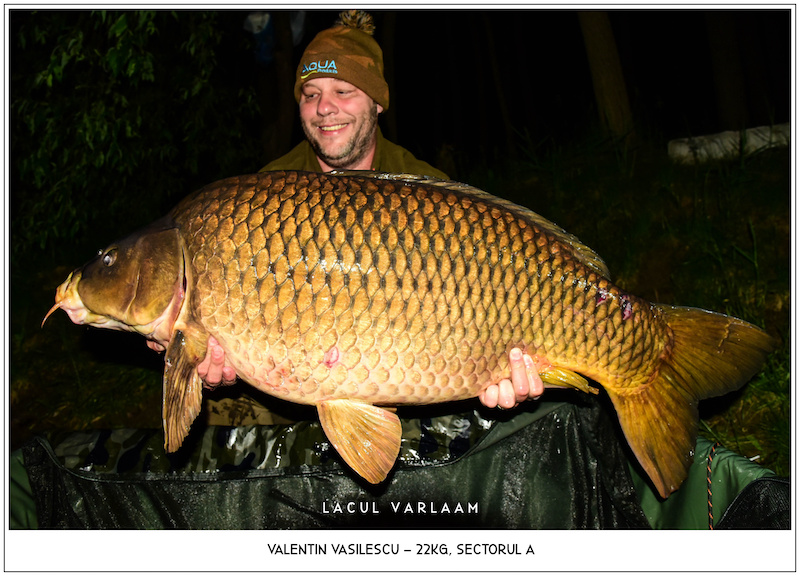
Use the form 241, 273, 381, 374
294, 10, 390, 110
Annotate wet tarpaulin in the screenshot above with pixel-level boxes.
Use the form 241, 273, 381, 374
12, 395, 782, 530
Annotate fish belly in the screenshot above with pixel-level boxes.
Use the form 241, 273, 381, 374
175, 171, 665, 407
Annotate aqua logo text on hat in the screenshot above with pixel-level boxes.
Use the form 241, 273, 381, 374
300, 59, 339, 79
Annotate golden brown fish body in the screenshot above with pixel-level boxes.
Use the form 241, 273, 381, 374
46, 170, 773, 497
179, 172, 657, 404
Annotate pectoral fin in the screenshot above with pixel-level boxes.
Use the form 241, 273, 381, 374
317, 399, 402, 484
162, 329, 204, 452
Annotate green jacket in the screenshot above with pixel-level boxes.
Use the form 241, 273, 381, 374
260, 128, 449, 180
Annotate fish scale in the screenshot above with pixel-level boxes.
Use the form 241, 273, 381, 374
46, 170, 773, 496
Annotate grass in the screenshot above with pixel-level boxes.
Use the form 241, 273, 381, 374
701, 344, 791, 475
9, 135, 791, 478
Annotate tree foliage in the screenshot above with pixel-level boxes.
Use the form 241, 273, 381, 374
10, 10, 263, 261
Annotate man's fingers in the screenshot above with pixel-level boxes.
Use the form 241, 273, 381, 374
479, 385, 500, 409
221, 366, 237, 386
202, 344, 226, 385
496, 379, 517, 409
508, 348, 529, 398
197, 336, 231, 388
146, 341, 165, 352
507, 348, 544, 404
196, 352, 211, 379
524, 353, 544, 400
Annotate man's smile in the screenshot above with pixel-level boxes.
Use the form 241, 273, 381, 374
319, 123, 348, 132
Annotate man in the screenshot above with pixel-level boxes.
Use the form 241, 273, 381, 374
196, 10, 543, 408
261, 9, 447, 178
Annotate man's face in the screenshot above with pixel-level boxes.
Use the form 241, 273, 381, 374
299, 77, 383, 170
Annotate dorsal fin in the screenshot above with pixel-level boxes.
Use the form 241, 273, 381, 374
329, 170, 610, 278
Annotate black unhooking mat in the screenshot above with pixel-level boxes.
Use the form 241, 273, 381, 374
12, 395, 784, 530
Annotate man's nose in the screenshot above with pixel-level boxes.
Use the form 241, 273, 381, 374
317, 92, 338, 115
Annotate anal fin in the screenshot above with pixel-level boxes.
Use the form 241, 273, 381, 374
162, 329, 205, 452
317, 399, 402, 484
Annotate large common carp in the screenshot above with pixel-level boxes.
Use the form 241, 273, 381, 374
44, 170, 773, 498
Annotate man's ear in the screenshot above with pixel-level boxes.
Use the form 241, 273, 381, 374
376, 104, 384, 115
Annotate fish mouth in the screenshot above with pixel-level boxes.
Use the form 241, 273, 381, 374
41, 270, 92, 327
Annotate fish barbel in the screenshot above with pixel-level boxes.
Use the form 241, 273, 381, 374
43, 170, 773, 497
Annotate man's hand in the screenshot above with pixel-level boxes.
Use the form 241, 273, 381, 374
478, 348, 544, 409
196, 336, 237, 390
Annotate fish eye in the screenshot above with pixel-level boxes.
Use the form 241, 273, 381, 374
102, 248, 118, 267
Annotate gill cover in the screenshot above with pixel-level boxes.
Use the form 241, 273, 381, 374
77, 226, 184, 329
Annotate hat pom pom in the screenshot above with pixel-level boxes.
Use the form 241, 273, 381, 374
335, 10, 376, 36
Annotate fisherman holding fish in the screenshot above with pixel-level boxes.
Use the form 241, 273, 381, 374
192, 10, 545, 410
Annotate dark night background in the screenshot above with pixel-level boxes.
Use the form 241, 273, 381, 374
7, 9, 793, 477
377, 10, 790, 162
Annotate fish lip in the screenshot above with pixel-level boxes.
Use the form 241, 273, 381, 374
42, 270, 93, 327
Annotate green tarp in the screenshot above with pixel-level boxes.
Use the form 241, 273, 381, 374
10, 395, 785, 530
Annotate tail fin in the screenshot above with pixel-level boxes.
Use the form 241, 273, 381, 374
606, 305, 775, 499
